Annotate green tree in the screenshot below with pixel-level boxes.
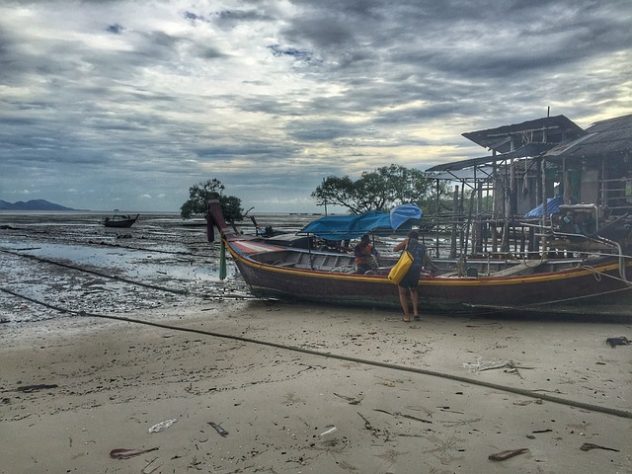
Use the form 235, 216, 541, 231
312, 164, 441, 214
180, 179, 244, 221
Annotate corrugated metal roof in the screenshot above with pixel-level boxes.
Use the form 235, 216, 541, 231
462, 115, 584, 153
425, 143, 550, 172
424, 166, 495, 181
544, 113, 632, 160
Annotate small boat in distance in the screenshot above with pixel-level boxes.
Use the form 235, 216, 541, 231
103, 214, 140, 228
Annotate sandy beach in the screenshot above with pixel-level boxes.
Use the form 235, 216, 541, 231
1, 214, 631, 473
2, 300, 631, 473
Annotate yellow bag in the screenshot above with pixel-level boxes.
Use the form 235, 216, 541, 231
387, 250, 413, 284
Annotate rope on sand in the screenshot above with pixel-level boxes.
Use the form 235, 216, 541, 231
2, 286, 631, 421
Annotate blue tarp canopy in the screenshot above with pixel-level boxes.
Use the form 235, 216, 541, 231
301, 204, 423, 241
524, 196, 562, 218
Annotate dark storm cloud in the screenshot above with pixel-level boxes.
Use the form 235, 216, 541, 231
390, 20, 630, 79
185, 7, 275, 27
268, 45, 314, 62
283, 0, 630, 80
184, 11, 204, 22
374, 103, 465, 125
236, 93, 308, 117
0, 25, 186, 89
286, 119, 366, 142
0, 114, 40, 127
282, 15, 354, 50
194, 142, 299, 160
214, 9, 274, 23
0, 28, 31, 83
106, 23, 123, 34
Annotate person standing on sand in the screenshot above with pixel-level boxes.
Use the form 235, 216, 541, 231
393, 230, 426, 322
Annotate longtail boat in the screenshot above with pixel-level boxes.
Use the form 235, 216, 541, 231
207, 200, 632, 315
103, 214, 140, 228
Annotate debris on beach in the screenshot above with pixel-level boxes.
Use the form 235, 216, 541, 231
373, 408, 432, 424
463, 358, 533, 374
142, 456, 162, 474
579, 442, 620, 452
605, 336, 630, 348
357, 412, 373, 431
148, 418, 177, 433
488, 448, 529, 461
319, 425, 337, 436
15, 384, 58, 393
109, 447, 159, 459
333, 392, 363, 405
208, 421, 229, 437
513, 399, 543, 406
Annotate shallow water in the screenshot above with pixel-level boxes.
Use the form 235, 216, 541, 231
1, 241, 220, 283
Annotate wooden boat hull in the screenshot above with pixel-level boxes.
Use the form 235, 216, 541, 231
103, 214, 139, 228
227, 242, 632, 314
208, 200, 632, 315
104, 220, 136, 228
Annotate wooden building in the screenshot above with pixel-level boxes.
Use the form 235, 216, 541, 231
424, 113, 632, 257
544, 113, 632, 218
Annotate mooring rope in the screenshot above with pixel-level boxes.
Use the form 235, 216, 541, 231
1, 286, 630, 420
513, 285, 632, 309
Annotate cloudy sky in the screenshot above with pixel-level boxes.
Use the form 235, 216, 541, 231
1, 0, 631, 213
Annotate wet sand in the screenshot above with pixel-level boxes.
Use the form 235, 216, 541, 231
1, 213, 631, 472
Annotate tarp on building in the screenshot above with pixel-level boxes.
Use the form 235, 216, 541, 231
524, 196, 562, 218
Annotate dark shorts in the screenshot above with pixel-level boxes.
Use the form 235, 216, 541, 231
356, 264, 372, 274
398, 265, 421, 289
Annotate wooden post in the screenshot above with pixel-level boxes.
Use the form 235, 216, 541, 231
601, 157, 606, 206
540, 158, 548, 257
501, 161, 510, 253
474, 166, 479, 215
451, 185, 458, 258
435, 179, 441, 258
435, 179, 441, 215
475, 173, 483, 254
219, 241, 227, 280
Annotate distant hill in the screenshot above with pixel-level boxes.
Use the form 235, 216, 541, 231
0, 199, 76, 211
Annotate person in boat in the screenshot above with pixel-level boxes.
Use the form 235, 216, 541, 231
354, 234, 379, 274
393, 230, 426, 322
